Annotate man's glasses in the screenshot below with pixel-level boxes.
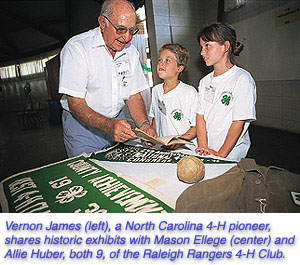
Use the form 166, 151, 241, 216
104, 16, 139, 36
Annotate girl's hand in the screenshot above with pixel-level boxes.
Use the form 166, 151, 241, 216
208, 149, 220, 157
208, 149, 226, 158
195, 147, 210, 156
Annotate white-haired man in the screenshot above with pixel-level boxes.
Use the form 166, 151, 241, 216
59, 0, 156, 157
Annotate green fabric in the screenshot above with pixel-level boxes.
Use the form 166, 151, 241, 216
175, 158, 300, 213
142, 64, 151, 72
91, 143, 235, 164
1, 155, 173, 213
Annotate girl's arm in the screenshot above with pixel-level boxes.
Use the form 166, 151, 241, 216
195, 114, 209, 155
180, 126, 196, 140
210, 120, 245, 158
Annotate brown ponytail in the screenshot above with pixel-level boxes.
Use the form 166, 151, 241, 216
233, 41, 244, 56
197, 22, 244, 64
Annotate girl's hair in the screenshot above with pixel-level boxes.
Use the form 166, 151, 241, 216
159, 43, 190, 70
197, 22, 244, 64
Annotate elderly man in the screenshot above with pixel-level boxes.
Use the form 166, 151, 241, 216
59, 0, 156, 157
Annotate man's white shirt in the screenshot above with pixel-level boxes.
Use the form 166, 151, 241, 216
59, 27, 148, 118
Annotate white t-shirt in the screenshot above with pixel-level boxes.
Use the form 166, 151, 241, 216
197, 65, 256, 161
59, 27, 148, 118
149, 81, 199, 139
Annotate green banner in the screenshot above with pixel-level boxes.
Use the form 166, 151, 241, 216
91, 143, 235, 164
0, 156, 174, 213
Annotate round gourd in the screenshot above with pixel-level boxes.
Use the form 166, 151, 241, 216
177, 156, 205, 183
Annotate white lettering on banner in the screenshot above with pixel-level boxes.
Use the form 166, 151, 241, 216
7, 177, 50, 213
19, 202, 50, 213
15, 195, 44, 212
14, 190, 39, 203
87, 174, 167, 213
102, 183, 125, 196
48, 176, 72, 189
9, 177, 37, 196
67, 160, 102, 178
110, 187, 134, 200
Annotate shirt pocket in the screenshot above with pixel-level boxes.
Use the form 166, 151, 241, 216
120, 75, 133, 100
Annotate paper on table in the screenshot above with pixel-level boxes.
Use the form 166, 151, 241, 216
133, 128, 194, 146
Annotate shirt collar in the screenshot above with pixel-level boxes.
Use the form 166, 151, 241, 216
162, 81, 182, 97
92, 27, 105, 48
92, 27, 127, 60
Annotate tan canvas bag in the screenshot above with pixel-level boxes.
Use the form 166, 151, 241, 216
175, 158, 300, 213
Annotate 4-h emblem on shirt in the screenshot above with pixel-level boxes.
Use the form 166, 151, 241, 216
171, 109, 183, 121
221, 91, 233, 106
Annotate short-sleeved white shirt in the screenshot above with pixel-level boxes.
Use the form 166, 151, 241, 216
197, 65, 256, 161
149, 81, 199, 139
59, 27, 149, 118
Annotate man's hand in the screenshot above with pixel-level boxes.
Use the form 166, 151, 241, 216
125, 93, 157, 146
139, 123, 157, 147
107, 119, 136, 142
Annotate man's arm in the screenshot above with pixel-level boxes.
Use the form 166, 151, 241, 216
125, 92, 157, 137
67, 96, 136, 142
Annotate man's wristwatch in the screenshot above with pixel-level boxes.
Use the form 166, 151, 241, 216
137, 121, 150, 129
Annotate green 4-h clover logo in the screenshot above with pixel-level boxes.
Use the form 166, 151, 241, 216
171, 109, 183, 121
55, 185, 88, 204
173, 111, 182, 121
221, 92, 233, 106
221, 95, 231, 106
